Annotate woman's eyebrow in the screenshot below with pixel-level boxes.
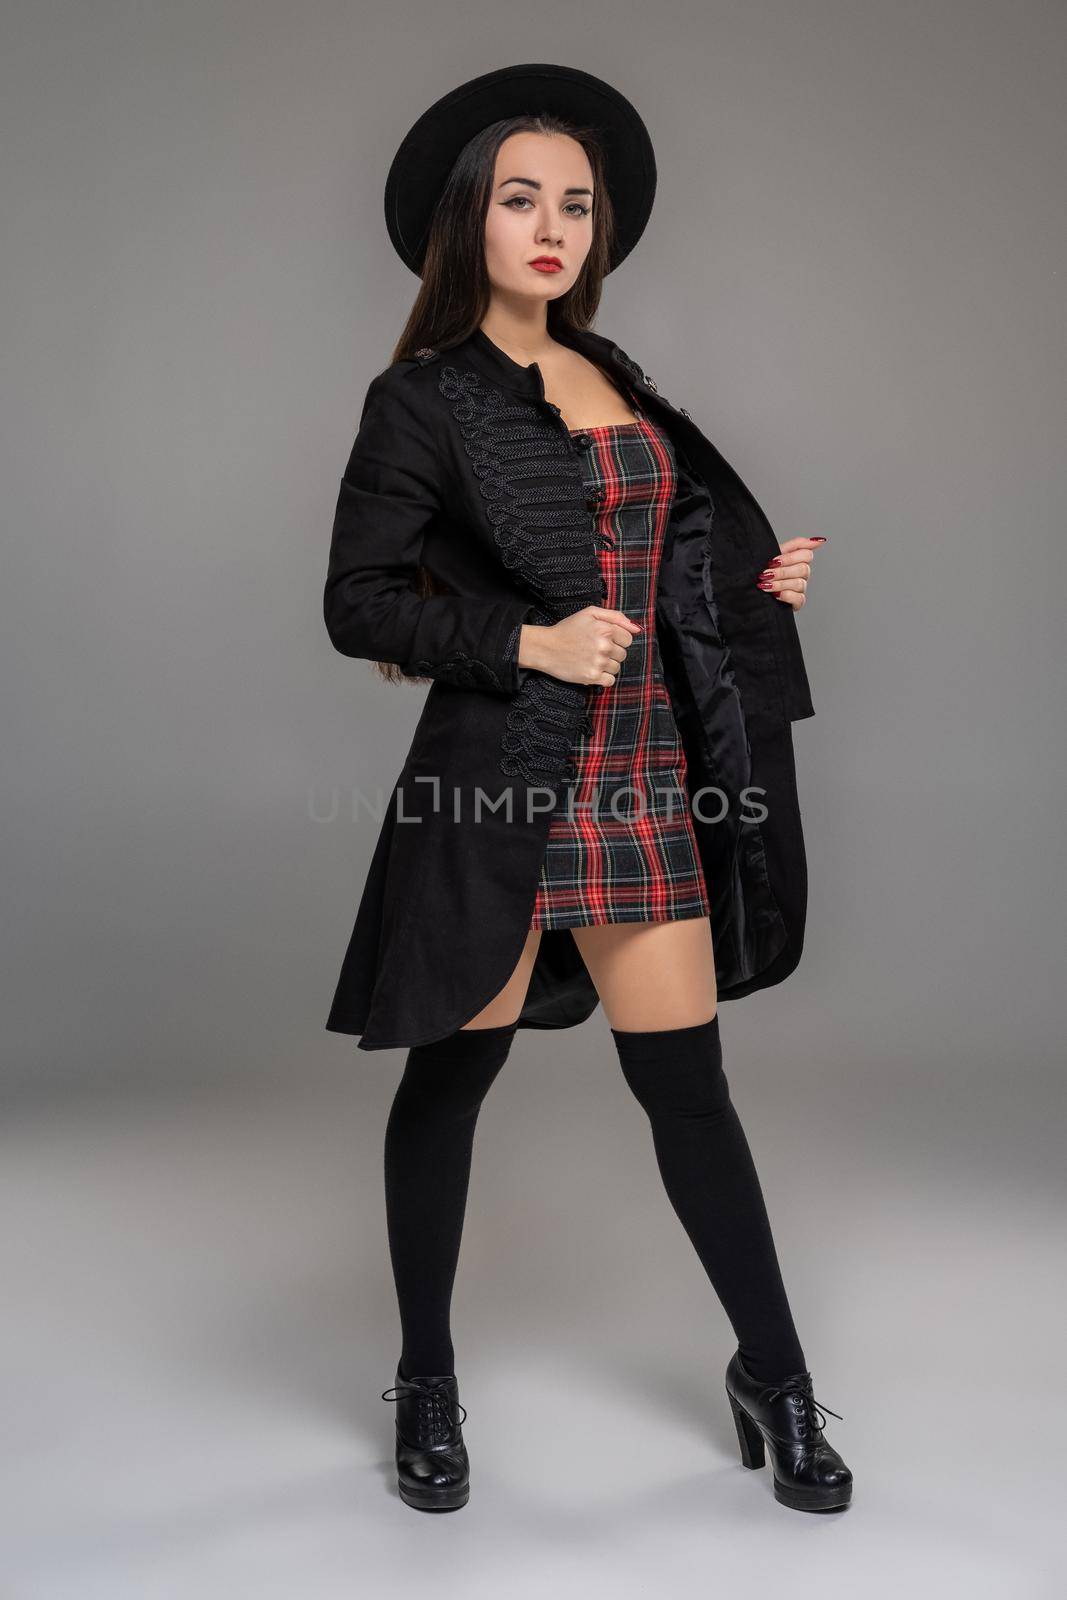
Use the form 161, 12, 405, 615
498, 176, 594, 196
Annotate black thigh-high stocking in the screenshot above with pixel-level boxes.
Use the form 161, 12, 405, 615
383, 1021, 518, 1380
610, 1014, 807, 1383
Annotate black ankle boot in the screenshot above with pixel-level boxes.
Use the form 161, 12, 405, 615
380, 1369, 470, 1511
725, 1349, 853, 1511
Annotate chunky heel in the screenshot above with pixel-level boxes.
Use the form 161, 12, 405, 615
727, 1387, 766, 1468
724, 1349, 853, 1512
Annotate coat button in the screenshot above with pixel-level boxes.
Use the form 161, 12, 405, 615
585, 488, 604, 510
572, 431, 593, 449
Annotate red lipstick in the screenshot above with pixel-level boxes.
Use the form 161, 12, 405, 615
529, 256, 563, 273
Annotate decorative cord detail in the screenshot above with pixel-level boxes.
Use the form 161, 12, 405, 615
501, 617, 522, 671
497, 600, 590, 785
613, 347, 657, 394
437, 364, 609, 609
436, 364, 604, 786
409, 652, 506, 691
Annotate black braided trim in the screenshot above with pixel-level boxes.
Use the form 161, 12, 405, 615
436, 364, 612, 610
492, 600, 589, 785
501, 617, 522, 674
502, 675, 589, 785
410, 652, 506, 691
613, 346, 659, 394
436, 363, 607, 787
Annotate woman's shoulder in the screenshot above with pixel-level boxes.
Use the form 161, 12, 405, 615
360, 350, 446, 419
349, 352, 452, 472
559, 324, 655, 390
592, 330, 652, 388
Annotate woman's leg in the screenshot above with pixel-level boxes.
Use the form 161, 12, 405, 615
572, 920, 807, 1383
383, 931, 542, 1378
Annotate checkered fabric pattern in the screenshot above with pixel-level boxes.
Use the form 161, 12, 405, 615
529, 412, 711, 930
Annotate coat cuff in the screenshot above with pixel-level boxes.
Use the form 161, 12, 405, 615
408, 598, 538, 696
500, 602, 539, 691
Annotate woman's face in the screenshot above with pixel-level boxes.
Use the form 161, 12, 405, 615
483, 131, 595, 305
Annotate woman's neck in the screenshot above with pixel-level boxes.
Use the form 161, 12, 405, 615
478, 308, 555, 366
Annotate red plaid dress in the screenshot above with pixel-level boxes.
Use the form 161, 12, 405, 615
529, 410, 711, 930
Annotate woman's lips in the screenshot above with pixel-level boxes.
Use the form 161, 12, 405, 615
529, 260, 563, 273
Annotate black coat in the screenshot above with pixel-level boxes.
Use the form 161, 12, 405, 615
323, 324, 815, 1051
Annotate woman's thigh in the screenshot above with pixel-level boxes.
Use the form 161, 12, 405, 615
459, 929, 543, 1029
571, 919, 718, 1031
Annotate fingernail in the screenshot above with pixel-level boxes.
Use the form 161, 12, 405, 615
811, 537, 828, 543
768, 556, 784, 566
757, 580, 775, 590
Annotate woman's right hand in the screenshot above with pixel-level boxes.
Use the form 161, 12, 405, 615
519, 607, 642, 688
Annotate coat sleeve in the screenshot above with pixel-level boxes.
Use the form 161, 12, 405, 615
323, 370, 537, 695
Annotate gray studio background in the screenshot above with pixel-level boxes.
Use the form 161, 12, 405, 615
2, 2, 1062, 1596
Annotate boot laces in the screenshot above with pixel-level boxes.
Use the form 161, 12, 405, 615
757, 1371, 843, 1440
380, 1377, 467, 1442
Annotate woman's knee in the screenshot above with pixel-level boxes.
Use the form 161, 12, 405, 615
571, 919, 718, 1032
610, 1014, 731, 1119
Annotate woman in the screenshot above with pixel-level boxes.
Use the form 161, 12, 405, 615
323, 63, 850, 1515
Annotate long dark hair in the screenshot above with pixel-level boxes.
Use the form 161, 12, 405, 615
373, 112, 616, 685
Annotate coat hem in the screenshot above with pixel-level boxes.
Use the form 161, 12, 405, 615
328, 828, 566, 1050
324, 1006, 596, 1053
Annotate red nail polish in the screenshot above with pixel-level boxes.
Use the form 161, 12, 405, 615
768, 556, 784, 566
811, 537, 828, 543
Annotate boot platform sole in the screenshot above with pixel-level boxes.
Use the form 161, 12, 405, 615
727, 1387, 852, 1512
397, 1477, 470, 1511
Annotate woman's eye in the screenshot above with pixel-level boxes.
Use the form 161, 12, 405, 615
504, 196, 590, 217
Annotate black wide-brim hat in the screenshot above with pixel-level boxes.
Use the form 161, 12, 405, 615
384, 62, 657, 276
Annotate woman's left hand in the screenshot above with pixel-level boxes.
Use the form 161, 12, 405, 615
756, 537, 827, 611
